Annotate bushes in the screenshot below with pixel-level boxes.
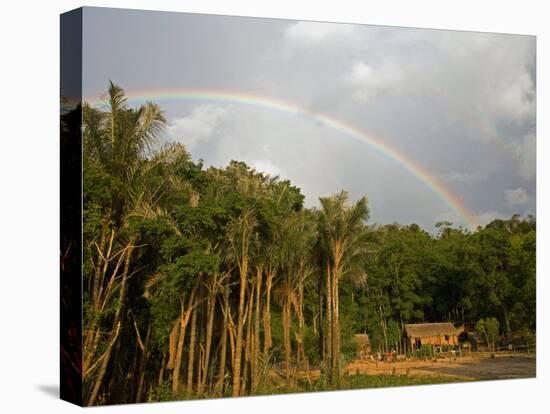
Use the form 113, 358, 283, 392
476, 317, 500, 351
408, 345, 433, 359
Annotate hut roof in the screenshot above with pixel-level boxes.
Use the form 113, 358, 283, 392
404, 323, 460, 338
354, 334, 370, 347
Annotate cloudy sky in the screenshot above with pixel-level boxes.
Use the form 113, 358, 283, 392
82, 7, 536, 231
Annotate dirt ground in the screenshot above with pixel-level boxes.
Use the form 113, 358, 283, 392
343, 353, 536, 381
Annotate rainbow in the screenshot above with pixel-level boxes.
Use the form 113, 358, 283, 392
84, 87, 478, 229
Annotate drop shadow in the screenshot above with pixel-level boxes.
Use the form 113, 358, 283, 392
36, 384, 59, 399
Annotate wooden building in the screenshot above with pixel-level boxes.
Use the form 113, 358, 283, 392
404, 323, 461, 351
353, 334, 371, 359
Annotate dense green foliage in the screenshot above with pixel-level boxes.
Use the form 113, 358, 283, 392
79, 84, 536, 405
476, 317, 500, 351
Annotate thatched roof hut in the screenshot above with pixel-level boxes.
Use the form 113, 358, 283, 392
405, 323, 460, 338
404, 323, 461, 350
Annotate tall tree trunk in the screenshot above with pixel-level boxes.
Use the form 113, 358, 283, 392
89, 224, 109, 309
263, 269, 274, 355
171, 284, 198, 396
87, 236, 134, 405
86, 322, 121, 405
332, 272, 340, 385
242, 284, 255, 394
325, 263, 332, 381
294, 281, 310, 382
171, 315, 185, 396
198, 293, 216, 395
186, 306, 198, 394
282, 284, 292, 384
83, 230, 120, 377
331, 244, 343, 385
318, 269, 325, 361
224, 293, 236, 375
216, 293, 228, 396
197, 342, 203, 395
252, 266, 262, 393
232, 257, 248, 397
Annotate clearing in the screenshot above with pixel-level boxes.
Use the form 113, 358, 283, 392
344, 353, 536, 381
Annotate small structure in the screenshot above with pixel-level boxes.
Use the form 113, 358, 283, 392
404, 323, 461, 351
459, 329, 479, 350
353, 334, 371, 359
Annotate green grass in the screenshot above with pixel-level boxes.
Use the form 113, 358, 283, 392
340, 374, 464, 389
260, 374, 463, 396
157, 374, 464, 401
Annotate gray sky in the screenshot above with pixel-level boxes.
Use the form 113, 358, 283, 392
82, 7, 536, 231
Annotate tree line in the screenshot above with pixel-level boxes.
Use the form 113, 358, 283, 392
79, 83, 536, 405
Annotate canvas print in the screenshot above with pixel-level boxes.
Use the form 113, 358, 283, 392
60, 7, 536, 406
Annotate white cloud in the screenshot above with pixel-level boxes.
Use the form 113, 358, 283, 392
338, 31, 535, 140
250, 159, 282, 177
284, 21, 353, 42
167, 105, 233, 150
475, 210, 508, 227
349, 61, 373, 83
344, 61, 402, 102
504, 187, 529, 206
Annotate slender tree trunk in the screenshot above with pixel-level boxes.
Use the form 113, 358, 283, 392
197, 343, 203, 395
325, 263, 333, 381
83, 230, 120, 377
283, 281, 292, 384
171, 316, 185, 395
186, 306, 198, 394
252, 266, 262, 393
332, 271, 340, 384
282, 300, 291, 383
171, 285, 198, 396
87, 322, 121, 405
242, 284, 254, 394
318, 269, 325, 361
232, 257, 248, 397
198, 293, 216, 395
87, 236, 135, 405
89, 223, 108, 308
216, 294, 228, 396
225, 296, 236, 375
263, 269, 274, 355
295, 281, 310, 382
331, 244, 343, 385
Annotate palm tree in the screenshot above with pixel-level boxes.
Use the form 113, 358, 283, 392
225, 208, 257, 397
318, 191, 369, 384
273, 211, 316, 384
82, 82, 166, 405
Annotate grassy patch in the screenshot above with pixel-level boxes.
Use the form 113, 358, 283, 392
340, 374, 464, 390
258, 374, 463, 396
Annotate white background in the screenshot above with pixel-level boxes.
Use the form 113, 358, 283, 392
0, 0, 547, 412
